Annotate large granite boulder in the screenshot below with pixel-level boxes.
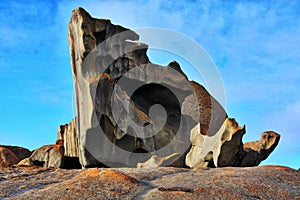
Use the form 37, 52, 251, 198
68, 7, 227, 168
67, 7, 279, 169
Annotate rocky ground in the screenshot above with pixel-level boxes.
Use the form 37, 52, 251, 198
0, 165, 299, 199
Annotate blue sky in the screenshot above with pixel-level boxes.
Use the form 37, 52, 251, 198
0, 0, 299, 169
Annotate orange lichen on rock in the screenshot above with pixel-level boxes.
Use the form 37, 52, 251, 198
80, 168, 137, 181
226, 118, 242, 130
101, 170, 138, 183
80, 168, 100, 177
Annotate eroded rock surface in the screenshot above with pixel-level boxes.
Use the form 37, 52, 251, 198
57, 118, 78, 158
186, 118, 246, 168
0, 145, 31, 168
0, 166, 299, 199
22, 144, 64, 168
0, 147, 19, 168
68, 7, 228, 168
186, 119, 281, 168
241, 131, 280, 167
1, 145, 32, 161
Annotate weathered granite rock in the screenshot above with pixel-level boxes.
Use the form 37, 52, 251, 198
0, 147, 19, 168
1, 145, 31, 161
68, 7, 227, 168
0, 166, 299, 199
26, 144, 64, 168
241, 131, 280, 166
56, 119, 82, 169
186, 119, 280, 168
186, 118, 246, 168
0, 145, 31, 168
187, 81, 228, 137
16, 120, 80, 169
57, 118, 78, 158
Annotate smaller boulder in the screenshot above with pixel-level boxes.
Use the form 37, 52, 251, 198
1, 145, 32, 160
0, 146, 19, 168
28, 144, 64, 168
241, 131, 280, 166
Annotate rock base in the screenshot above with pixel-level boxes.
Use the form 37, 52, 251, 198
0, 165, 299, 199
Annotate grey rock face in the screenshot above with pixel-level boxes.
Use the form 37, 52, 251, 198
68, 7, 148, 167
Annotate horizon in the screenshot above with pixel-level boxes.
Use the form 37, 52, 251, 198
0, 0, 299, 169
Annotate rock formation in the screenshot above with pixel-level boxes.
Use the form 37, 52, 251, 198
241, 131, 280, 166
0, 145, 31, 168
2, 145, 32, 161
185, 119, 281, 168
66, 7, 280, 169
186, 118, 245, 168
0, 147, 19, 168
9, 7, 279, 170
68, 7, 229, 168
17, 122, 82, 169
56, 118, 81, 168
57, 118, 78, 158
20, 144, 64, 168
12, 119, 81, 169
